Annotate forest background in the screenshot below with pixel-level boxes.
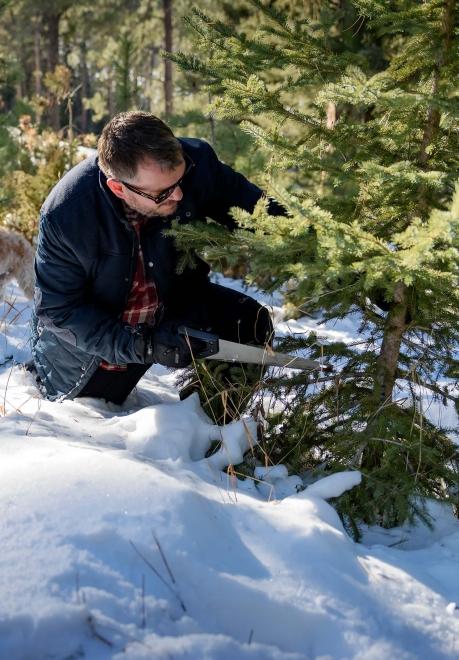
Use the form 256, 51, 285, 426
1, 0, 459, 536
0, 0, 269, 241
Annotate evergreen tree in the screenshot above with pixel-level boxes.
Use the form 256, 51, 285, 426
169, 0, 459, 531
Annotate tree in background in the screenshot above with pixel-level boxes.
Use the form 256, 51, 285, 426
0, 0, 272, 243
169, 0, 459, 533
163, 0, 174, 116
0, 0, 185, 131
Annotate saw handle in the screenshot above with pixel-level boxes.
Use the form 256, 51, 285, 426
177, 326, 220, 359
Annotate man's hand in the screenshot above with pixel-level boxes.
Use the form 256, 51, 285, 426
144, 321, 200, 368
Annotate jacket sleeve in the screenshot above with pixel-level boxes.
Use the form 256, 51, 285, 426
34, 214, 146, 364
199, 142, 286, 229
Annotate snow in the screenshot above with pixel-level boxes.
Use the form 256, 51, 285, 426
304, 472, 362, 500
1, 281, 459, 659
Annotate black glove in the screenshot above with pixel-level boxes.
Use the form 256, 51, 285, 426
143, 321, 202, 368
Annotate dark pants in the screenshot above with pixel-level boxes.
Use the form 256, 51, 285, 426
77, 283, 273, 405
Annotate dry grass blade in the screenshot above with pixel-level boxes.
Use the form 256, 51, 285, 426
0, 355, 13, 367
152, 533, 176, 585
87, 614, 113, 647
129, 539, 187, 613
2, 361, 14, 416
141, 573, 146, 629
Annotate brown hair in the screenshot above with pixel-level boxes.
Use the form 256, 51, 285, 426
98, 111, 183, 180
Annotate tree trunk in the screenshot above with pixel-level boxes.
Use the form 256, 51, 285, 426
374, 281, 408, 403
319, 102, 336, 195
417, 0, 455, 216
361, 282, 409, 472
80, 40, 90, 133
33, 16, 43, 96
117, 35, 133, 112
326, 101, 336, 129
208, 93, 216, 146
45, 11, 59, 71
163, 0, 173, 117
108, 71, 115, 118
43, 9, 61, 130
419, 0, 454, 168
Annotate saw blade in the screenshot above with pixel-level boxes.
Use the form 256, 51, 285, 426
206, 338, 324, 371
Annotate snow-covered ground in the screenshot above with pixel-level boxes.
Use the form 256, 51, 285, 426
1, 281, 459, 660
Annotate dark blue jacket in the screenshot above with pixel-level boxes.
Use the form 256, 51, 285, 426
32, 138, 283, 400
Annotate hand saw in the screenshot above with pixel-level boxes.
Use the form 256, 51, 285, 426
178, 326, 329, 372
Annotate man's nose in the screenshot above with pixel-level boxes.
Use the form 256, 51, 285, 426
170, 185, 183, 202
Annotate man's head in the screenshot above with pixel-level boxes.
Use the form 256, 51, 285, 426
98, 111, 187, 218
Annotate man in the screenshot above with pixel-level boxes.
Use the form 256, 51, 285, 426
31, 111, 283, 405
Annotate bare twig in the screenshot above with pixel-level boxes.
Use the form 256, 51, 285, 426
400, 370, 458, 404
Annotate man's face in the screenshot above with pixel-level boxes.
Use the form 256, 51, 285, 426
107, 157, 186, 218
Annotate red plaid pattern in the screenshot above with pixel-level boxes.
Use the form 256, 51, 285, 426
100, 204, 160, 371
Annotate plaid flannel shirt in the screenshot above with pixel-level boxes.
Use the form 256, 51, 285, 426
100, 204, 160, 371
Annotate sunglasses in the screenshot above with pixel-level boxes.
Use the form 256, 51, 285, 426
119, 153, 195, 205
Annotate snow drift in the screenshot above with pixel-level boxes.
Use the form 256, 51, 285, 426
1, 283, 459, 659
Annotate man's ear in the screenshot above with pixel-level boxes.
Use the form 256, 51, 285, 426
106, 178, 126, 200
